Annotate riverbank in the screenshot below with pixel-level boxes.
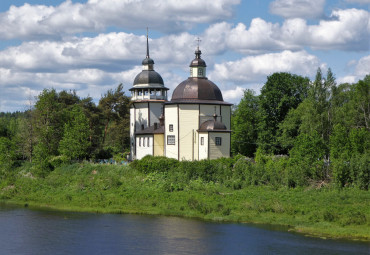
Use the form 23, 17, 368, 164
1, 163, 369, 241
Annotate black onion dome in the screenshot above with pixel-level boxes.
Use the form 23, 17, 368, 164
171, 77, 224, 102
133, 70, 164, 85
142, 57, 154, 65
190, 49, 206, 67
199, 119, 227, 131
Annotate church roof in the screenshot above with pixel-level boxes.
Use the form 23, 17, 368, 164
190, 48, 206, 67
198, 119, 230, 132
131, 30, 167, 90
168, 77, 231, 105
133, 70, 164, 86
135, 124, 164, 135
167, 47, 231, 105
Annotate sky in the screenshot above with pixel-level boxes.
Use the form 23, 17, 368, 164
0, 0, 369, 112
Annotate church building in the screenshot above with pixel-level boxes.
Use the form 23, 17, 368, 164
130, 36, 232, 161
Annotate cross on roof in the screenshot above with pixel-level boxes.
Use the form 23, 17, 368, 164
196, 37, 201, 49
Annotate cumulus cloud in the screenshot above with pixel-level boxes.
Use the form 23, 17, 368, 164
269, 0, 325, 19
209, 50, 324, 83
0, 0, 239, 40
0, 31, 203, 74
355, 55, 370, 76
333, 55, 370, 84
203, 8, 370, 53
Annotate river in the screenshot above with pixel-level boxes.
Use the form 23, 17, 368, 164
0, 203, 368, 255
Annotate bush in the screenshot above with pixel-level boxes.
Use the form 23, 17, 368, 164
130, 155, 179, 174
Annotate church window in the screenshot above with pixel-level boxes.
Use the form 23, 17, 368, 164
198, 68, 203, 76
147, 137, 150, 147
169, 124, 173, 132
190, 68, 193, 76
139, 137, 141, 147
201, 137, 204, 145
143, 137, 146, 147
215, 137, 222, 146
167, 135, 175, 145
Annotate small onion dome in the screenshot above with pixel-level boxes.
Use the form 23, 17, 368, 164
142, 57, 154, 65
133, 70, 164, 86
190, 49, 206, 67
199, 119, 227, 131
170, 77, 229, 104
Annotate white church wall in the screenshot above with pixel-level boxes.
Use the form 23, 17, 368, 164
199, 104, 221, 125
134, 102, 149, 131
130, 107, 135, 159
209, 132, 230, 160
179, 104, 199, 161
221, 105, 231, 130
164, 104, 178, 159
136, 135, 153, 160
198, 132, 208, 160
149, 102, 162, 126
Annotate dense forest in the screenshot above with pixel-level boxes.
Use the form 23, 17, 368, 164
0, 69, 369, 189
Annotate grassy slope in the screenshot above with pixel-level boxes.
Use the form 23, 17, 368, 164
1, 163, 369, 241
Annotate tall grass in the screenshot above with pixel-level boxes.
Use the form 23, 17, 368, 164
1, 159, 369, 241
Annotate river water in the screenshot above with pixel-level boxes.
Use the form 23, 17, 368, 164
0, 203, 368, 255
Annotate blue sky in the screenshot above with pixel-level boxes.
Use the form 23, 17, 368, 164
0, 0, 369, 112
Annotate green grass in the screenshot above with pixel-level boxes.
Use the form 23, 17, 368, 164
1, 162, 369, 241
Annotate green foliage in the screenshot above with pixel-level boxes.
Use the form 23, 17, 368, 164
231, 89, 259, 157
1, 162, 369, 240
288, 131, 327, 186
257, 72, 309, 154
59, 106, 91, 160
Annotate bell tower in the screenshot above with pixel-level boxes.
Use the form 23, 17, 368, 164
129, 30, 168, 160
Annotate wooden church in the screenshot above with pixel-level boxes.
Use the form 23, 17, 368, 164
129, 35, 232, 161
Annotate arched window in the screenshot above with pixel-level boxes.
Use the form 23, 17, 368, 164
198, 68, 203, 76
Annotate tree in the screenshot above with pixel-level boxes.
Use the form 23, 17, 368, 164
257, 72, 309, 154
98, 84, 130, 148
231, 89, 259, 157
59, 106, 91, 160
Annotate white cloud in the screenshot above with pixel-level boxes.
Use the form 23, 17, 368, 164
269, 0, 325, 19
203, 8, 370, 53
222, 86, 245, 104
0, 0, 240, 40
307, 9, 370, 50
345, 0, 370, 4
337, 54, 370, 84
209, 50, 324, 83
354, 55, 370, 76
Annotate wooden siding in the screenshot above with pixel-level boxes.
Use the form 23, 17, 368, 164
149, 102, 163, 126
153, 134, 164, 156
164, 104, 178, 159
209, 132, 230, 159
134, 102, 149, 131
179, 104, 198, 161
221, 105, 231, 130
136, 135, 153, 159
198, 132, 208, 160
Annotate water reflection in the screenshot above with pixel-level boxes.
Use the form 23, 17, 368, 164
0, 204, 368, 255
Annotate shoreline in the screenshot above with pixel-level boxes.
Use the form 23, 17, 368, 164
1, 199, 368, 242
1, 163, 369, 242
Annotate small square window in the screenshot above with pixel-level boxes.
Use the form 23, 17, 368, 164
167, 135, 175, 145
169, 124, 173, 132
215, 137, 222, 146
201, 137, 204, 145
